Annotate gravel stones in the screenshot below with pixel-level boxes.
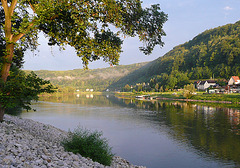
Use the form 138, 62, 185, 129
0, 115, 146, 168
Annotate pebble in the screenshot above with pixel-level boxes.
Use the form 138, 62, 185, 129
0, 115, 146, 168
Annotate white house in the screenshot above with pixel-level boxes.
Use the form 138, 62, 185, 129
228, 76, 240, 85
198, 80, 216, 90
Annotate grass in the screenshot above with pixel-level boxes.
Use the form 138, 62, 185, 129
191, 93, 240, 103
115, 91, 240, 104
156, 92, 185, 99
61, 127, 114, 166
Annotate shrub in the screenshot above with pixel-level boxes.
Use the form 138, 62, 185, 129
61, 127, 114, 166
183, 84, 196, 99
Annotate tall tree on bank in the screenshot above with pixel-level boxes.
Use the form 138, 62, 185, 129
0, 22, 54, 121
0, 0, 168, 121
1, 0, 168, 81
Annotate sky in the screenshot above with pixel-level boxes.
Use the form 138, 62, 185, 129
23, 0, 240, 71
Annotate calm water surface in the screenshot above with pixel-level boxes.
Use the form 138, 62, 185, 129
20, 94, 240, 168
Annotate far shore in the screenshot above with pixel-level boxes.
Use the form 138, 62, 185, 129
156, 97, 236, 104
39, 91, 240, 108
115, 91, 240, 107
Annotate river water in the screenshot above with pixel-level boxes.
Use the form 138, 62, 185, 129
20, 94, 240, 168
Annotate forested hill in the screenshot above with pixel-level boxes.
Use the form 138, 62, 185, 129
109, 20, 240, 90
25, 63, 147, 91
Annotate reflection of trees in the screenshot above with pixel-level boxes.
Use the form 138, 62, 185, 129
40, 94, 240, 166
109, 97, 240, 166
40, 94, 117, 107
164, 103, 240, 165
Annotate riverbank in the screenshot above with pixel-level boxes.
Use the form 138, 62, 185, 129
0, 115, 146, 168
115, 92, 240, 105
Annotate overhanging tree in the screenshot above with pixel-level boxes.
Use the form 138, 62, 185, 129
0, 26, 54, 121
0, 0, 168, 121
0, 45, 54, 121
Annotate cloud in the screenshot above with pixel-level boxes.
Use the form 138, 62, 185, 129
224, 6, 233, 11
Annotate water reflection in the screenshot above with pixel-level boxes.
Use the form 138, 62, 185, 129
107, 96, 240, 166
111, 97, 240, 166
24, 94, 240, 167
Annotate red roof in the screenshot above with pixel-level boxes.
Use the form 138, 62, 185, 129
232, 76, 240, 82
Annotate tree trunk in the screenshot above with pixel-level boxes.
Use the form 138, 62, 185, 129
0, 0, 19, 121
0, 43, 14, 122
0, 43, 13, 122
0, 105, 5, 122
1, 43, 14, 83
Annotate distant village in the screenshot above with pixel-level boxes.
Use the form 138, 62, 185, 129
194, 76, 240, 93
82, 76, 240, 94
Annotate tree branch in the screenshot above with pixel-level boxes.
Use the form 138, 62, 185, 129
13, 22, 35, 42
29, 2, 36, 13
9, 0, 18, 16
1, 0, 9, 15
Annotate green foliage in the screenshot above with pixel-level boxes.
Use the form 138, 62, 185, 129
0, 23, 54, 114
1, 0, 167, 68
25, 62, 147, 91
62, 127, 114, 166
110, 20, 240, 89
147, 71, 189, 91
183, 84, 196, 99
159, 86, 164, 92
137, 84, 143, 92
155, 83, 159, 92
216, 79, 227, 87
1, 1, 167, 121
0, 37, 53, 122
123, 84, 131, 92
191, 93, 240, 103
0, 69, 54, 111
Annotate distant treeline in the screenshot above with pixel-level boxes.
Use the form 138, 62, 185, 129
25, 63, 147, 91
27, 21, 240, 92
109, 20, 240, 91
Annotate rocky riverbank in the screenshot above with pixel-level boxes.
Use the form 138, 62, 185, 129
0, 115, 146, 168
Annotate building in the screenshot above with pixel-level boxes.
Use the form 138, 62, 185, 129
228, 76, 240, 86
198, 80, 216, 91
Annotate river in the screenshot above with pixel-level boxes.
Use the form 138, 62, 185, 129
19, 94, 240, 168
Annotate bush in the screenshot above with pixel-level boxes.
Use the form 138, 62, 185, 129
61, 127, 114, 166
183, 84, 196, 99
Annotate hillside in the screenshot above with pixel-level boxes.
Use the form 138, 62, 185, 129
109, 20, 240, 90
25, 63, 147, 91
